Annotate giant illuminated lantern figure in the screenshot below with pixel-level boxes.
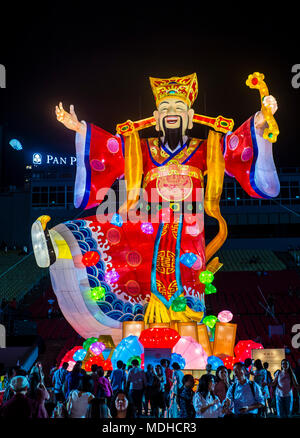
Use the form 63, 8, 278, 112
32, 72, 280, 344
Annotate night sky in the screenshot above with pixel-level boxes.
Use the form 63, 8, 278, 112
0, 7, 299, 168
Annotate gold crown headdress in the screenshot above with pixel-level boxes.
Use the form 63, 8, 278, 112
149, 73, 198, 108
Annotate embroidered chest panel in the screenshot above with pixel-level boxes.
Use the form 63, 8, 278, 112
144, 137, 203, 167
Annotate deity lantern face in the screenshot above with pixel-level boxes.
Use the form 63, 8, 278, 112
153, 97, 195, 137
150, 73, 198, 138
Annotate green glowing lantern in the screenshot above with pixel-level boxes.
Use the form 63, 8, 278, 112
205, 284, 217, 295
83, 337, 98, 352
126, 356, 141, 368
91, 286, 106, 300
171, 296, 187, 312
203, 315, 218, 330
199, 270, 214, 285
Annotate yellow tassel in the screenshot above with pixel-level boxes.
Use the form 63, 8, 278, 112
204, 130, 228, 264
119, 130, 143, 214
144, 294, 203, 324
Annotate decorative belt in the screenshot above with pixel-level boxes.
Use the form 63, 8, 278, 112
143, 164, 204, 189
139, 201, 203, 214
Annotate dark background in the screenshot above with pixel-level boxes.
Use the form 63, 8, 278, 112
0, 6, 299, 169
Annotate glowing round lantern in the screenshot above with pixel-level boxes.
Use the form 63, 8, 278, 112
234, 340, 264, 363
110, 213, 123, 227
90, 342, 106, 356
141, 223, 154, 234
111, 335, 144, 370
179, 252, 197, 268
218, 354, 236, 370
105, 270, 120, 283
207, 355, 224, 370
203, 315, 218, 329
82, 251, 100, 267
126, 355, 142, 368
172, 336, 208, 370
171, 296, 187, 312
217, 310, 233, 323
199, 270, 214, 285
90, 286, 106, 300
139, 328, 180, 349
73, 349, 87, 362
83, 337, 98, 352
205, 284, 217, 295
84, 356, 113, 372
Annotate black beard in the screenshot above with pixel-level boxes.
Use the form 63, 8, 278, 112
160, 116, 184, 151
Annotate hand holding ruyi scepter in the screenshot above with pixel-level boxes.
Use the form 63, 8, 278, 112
246, 72, 279, 142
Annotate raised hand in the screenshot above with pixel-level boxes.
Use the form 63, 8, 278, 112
262, 95, 278, 115
254, 95, 278, 130
55, 102, 84, 133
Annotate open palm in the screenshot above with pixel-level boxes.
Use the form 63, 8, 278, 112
55, 102, 81, 132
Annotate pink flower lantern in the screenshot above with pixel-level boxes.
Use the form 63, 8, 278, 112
217, 310, 233, 323
172, 336, 208, 369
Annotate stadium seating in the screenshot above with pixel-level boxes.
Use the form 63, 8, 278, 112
0, 252, 48, 303
208, 269, 300, 368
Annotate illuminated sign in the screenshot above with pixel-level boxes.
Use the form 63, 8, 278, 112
32, 153, 76, 166
33, 153, 42, 165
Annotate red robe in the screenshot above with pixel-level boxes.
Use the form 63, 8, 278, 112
51, 116, 280, 327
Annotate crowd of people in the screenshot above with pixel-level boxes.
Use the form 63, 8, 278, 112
1, 356, 300, 420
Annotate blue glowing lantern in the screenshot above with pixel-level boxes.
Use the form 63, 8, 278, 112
73, 349, 87, 362
110, 213, 123, 227
179, 252, 198, 268
207, 355, 224, 370
111, 335, 144, 369
171, 353, 186, 370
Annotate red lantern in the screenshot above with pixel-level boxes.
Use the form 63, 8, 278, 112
82, 251, 100, 267
84, 356, 113, 372
59, 346, 83, 368
217, 354, 236, 370
234, 340, 264, 363
139, 328, 180, 349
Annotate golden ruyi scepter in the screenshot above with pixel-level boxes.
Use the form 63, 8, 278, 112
246, 72, 279, 143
